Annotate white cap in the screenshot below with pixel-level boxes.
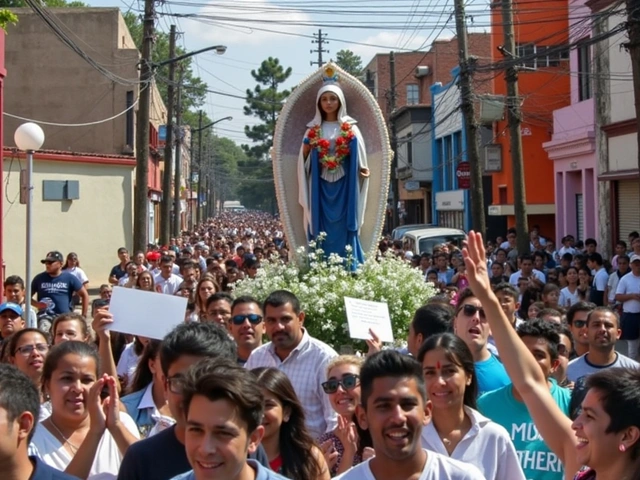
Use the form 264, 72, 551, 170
630, 254, 640, 263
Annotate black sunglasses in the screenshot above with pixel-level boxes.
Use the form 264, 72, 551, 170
231, 314, 263, 325
322, 374, 360, 394
460, 304, 486, 318
573, 320, 587, 328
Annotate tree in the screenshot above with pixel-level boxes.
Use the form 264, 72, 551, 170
242, 57, 292, 160
123, 12, 207, 111
336, 49, 363, 78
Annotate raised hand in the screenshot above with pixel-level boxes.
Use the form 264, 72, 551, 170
461, 231, 492, 299
334, 415, 358, 453
102, 375, 121, 431
88, 376, 107, 434
365, 329, 382, 357
92, 309, 113, 341
320, 439, 339, 470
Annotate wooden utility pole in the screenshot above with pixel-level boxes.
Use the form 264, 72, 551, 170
196, 110, 203, 226
310, 29, 329, 67
159, 25, 176, 247
388, 51, 400, 229
133, 0, 154, 252
454, 0, 486, 234
501, 0, 529, 255
172, 69, 183, 238
624, 0, 640, 213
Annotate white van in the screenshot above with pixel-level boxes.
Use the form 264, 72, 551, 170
402, 227, 466, 255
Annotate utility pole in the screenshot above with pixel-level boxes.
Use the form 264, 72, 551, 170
172, 69, 183, 238
388, 51, 400, 230
133, 0, 155, 252
454, 0, 486, 234
310, 29, 329, 67
196, 110, 203, 226
501, 0, 529, 255
623, 0, 640, 214
159, 25, 176, 247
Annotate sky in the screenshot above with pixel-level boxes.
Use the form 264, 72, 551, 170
84, 0, 491, 145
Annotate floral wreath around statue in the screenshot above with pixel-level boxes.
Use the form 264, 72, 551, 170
304, 122, 355, 172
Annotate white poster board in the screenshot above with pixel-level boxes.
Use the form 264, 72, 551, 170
108, 287, 187, 340
344, 296, 394, 343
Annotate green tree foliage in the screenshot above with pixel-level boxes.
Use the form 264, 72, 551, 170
123, 12, 207, 111
335, 49, 364, 78
235, 158, 277, 212
243, 56, 291, 161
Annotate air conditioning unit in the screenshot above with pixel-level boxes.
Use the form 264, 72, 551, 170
415, 66, 431, 78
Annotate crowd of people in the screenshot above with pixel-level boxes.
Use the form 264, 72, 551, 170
0, 212, 639, 480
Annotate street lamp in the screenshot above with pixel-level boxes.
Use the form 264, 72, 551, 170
14, 122, 45, 324
191, 115, 233, 227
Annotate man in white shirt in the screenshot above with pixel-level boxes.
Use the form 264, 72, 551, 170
615, 254, 640, 359
606, 254, 629, 307
244, 290, 338, 438
587, 252, 609, 306
154, 255, 183, 295
336, 350, 484, 480
509, 254, 546, 288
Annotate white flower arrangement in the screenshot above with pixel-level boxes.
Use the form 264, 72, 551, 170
233, 236, 437, 349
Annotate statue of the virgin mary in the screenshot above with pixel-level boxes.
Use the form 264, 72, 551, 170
297, 69, 370, 265
272, 62, 392, 266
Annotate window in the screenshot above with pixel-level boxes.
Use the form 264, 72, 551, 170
406, 133, 413, 166
516, 43, 569, 69
407, 84, 419, 105
578, 39, 592, 101
444, 136, 453, 190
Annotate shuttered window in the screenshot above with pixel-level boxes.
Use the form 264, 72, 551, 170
617, 180, 640, 241
576, 194, 584, 241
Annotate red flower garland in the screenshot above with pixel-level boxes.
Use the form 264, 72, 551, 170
306, 122, 355, 172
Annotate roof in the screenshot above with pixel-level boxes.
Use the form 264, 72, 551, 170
3, 147, 136, 167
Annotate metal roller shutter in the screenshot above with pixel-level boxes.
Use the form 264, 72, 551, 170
576, 194, 584, 241
617, 180, 640, 241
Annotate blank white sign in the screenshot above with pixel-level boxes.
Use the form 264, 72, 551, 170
108, 287, 188, 340
344, 296, 394, 343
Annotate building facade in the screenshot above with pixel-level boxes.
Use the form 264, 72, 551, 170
363, 34, 491, 228
3, 8, 166, 248
543, 0, 597, 244
588, 0, 637, 255
2, 149, 135, 285
487, 0, 571, 242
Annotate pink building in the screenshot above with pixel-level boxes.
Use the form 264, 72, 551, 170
543, 0, 597, 244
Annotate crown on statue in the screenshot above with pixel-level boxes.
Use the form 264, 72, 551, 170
322, 65, 340, 85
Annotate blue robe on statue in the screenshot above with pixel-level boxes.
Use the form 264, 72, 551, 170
308, 136, 365, 267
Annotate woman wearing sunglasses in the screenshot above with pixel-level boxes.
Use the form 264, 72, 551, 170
418, 333, 524, 480
453, 290, 511, 396
318, 355, 373, 477
251, 367, 330, 479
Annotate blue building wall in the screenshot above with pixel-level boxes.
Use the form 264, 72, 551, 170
430, 67, 471, 231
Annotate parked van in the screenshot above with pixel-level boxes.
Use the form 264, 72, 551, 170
402, 227, 466, 255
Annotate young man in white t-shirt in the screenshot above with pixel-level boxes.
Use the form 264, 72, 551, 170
587, 252, 609, 306
615, 254, 640, 359
336, 351, 484, 480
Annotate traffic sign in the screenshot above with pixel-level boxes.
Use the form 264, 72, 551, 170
456, 162, 471, 189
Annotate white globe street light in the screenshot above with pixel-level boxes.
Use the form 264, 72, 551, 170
14, 122, 45, 326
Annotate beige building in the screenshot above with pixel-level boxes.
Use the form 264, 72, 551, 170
2, 8, 167, 281
2, 149, 135, 286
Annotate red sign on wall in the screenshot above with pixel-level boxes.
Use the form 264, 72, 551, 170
456, 162, 471, 189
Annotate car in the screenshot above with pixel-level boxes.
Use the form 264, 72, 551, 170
402, 227, 466, 256
391, 223, 433, 241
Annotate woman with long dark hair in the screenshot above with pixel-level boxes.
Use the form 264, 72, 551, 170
251, 367, 330, 479
317, 355, 373, 476
418, 333, 524, 480
120, 340, 173, 437
560, 267, 587, 307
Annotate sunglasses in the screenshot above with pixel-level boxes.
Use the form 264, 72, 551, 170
573, 320, 587, 328
321, 374, 360, 394
231, 314, 263, 325
459, 304, 486, 318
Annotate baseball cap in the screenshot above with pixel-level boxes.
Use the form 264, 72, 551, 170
0, 302, 23, 316
41, 251, 64, 264
631, 254, 640, 263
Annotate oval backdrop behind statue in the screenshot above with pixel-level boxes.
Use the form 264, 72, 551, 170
273, 62, 392, 258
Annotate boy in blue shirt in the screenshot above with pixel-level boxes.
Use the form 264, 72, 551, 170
478, 320, 571, 480
171, 358, 289, 480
